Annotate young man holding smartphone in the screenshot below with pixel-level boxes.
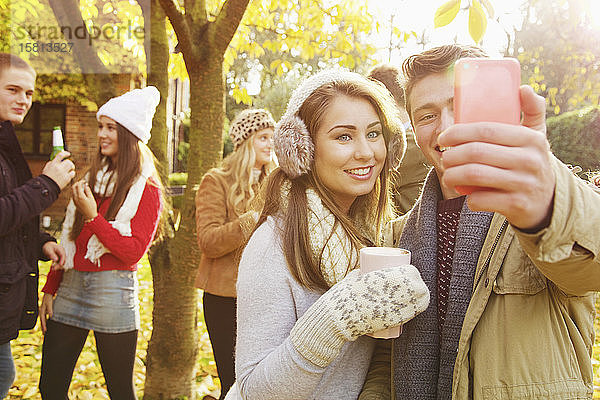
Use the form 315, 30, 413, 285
361, 44, 600, 400
0, 53, 75, 398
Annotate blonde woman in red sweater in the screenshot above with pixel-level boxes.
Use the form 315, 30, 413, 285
38, 87, 165, 400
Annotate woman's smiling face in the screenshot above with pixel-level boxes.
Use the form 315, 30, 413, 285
313, 94, 386, 214
97, 115, 119, 160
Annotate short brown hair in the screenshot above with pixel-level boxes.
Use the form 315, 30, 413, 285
0, 53, 36, 79
402, 44, 487, 119
367, 63, 405, 107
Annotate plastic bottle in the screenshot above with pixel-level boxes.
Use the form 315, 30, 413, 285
50, 126, 64, 160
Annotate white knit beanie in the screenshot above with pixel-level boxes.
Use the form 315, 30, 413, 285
97, 86, 160, 144
274, 69, 371, 179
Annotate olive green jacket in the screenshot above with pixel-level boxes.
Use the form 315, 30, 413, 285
361, 156, 600, 399
391, 131, 430, 215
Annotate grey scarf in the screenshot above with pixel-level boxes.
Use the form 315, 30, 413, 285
393, 171, 493, 400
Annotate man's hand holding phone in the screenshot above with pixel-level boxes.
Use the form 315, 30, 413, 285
440, 58, 556, 232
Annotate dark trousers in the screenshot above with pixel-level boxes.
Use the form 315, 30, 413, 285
39, 320, 138, 400
203, 292, 236, 400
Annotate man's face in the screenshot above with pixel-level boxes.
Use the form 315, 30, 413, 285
0, 67, 35, 124
408, 71, 454, 175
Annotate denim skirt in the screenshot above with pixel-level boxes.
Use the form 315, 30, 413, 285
51, 269, 140, 333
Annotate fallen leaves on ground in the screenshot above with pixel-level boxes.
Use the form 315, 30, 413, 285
8, 257, 219, 399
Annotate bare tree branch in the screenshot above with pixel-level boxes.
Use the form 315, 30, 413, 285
213, 0, 250, 53
47, 0, 115, 104
157, 0, 195, 56
136, 0, 152, 66
187, 0, 208, 26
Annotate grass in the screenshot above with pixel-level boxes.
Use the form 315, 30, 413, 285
8, 257, 220, 399
7, 260, 600, 398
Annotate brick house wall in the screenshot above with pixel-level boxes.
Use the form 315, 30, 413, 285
34, 103, 98, 228
33, 74, 137, 228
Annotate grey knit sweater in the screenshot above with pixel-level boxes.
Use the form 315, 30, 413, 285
235, 217, 376, 400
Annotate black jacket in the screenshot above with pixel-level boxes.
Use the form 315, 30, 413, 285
0, 121, 60, 344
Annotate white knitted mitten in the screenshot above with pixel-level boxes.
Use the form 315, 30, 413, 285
290, 265, 430, 367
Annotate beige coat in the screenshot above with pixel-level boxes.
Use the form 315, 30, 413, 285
362, 156, 600, 399
194, 170, 257, 297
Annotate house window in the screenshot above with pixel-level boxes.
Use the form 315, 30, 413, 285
15, 102, 66, 158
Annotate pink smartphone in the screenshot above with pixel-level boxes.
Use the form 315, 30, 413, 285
453, 58, 521, 194
454, 57, 521, 124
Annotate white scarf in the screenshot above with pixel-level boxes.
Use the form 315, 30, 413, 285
280, 182, 375, 287
305, 189, 359, 287
60, 157, 156, 269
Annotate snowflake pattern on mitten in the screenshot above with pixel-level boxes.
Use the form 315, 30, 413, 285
325, 265, 430, 340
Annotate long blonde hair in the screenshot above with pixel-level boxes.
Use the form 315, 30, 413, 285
213, 133, 273, 215
257, 77, 401, 291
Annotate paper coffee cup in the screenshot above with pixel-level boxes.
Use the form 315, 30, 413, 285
359, 247, 411, 339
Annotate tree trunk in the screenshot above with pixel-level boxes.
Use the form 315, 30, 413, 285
144, 0, 249, 396
144, 0, 169, 176
144, 49, 226, 400
141, 1, 202, 399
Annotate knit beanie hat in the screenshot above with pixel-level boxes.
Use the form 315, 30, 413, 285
229, 109, 276, 150
97, 86, 161, 144
274, 69, 372, 179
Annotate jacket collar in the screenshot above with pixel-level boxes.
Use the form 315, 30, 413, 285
0, 121, 22, 155
0, 121, 13, 153
0, 120, 31, 183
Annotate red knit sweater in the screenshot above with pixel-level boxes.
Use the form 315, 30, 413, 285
42, 181, 162, 295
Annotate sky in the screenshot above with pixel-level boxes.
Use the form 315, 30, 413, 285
367, 0, 529, 63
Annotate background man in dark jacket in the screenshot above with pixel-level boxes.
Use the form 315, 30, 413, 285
0, 53, 75, 398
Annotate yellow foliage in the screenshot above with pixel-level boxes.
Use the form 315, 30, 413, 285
101, 2, 113, 14
233, 0, 377, 78
434, 0, 461, 28
269, 59, 281, 71
468, 0, 487, 44
232, 86, 253, 105
80, 1, 98, 19
168, 53, 188, 81
224, 48, 236, 72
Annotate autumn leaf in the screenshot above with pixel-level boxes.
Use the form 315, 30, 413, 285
434, 0, 461, 28
468, 0, 487, 44
232, 87, 252, 105
102, 2, 113, 14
